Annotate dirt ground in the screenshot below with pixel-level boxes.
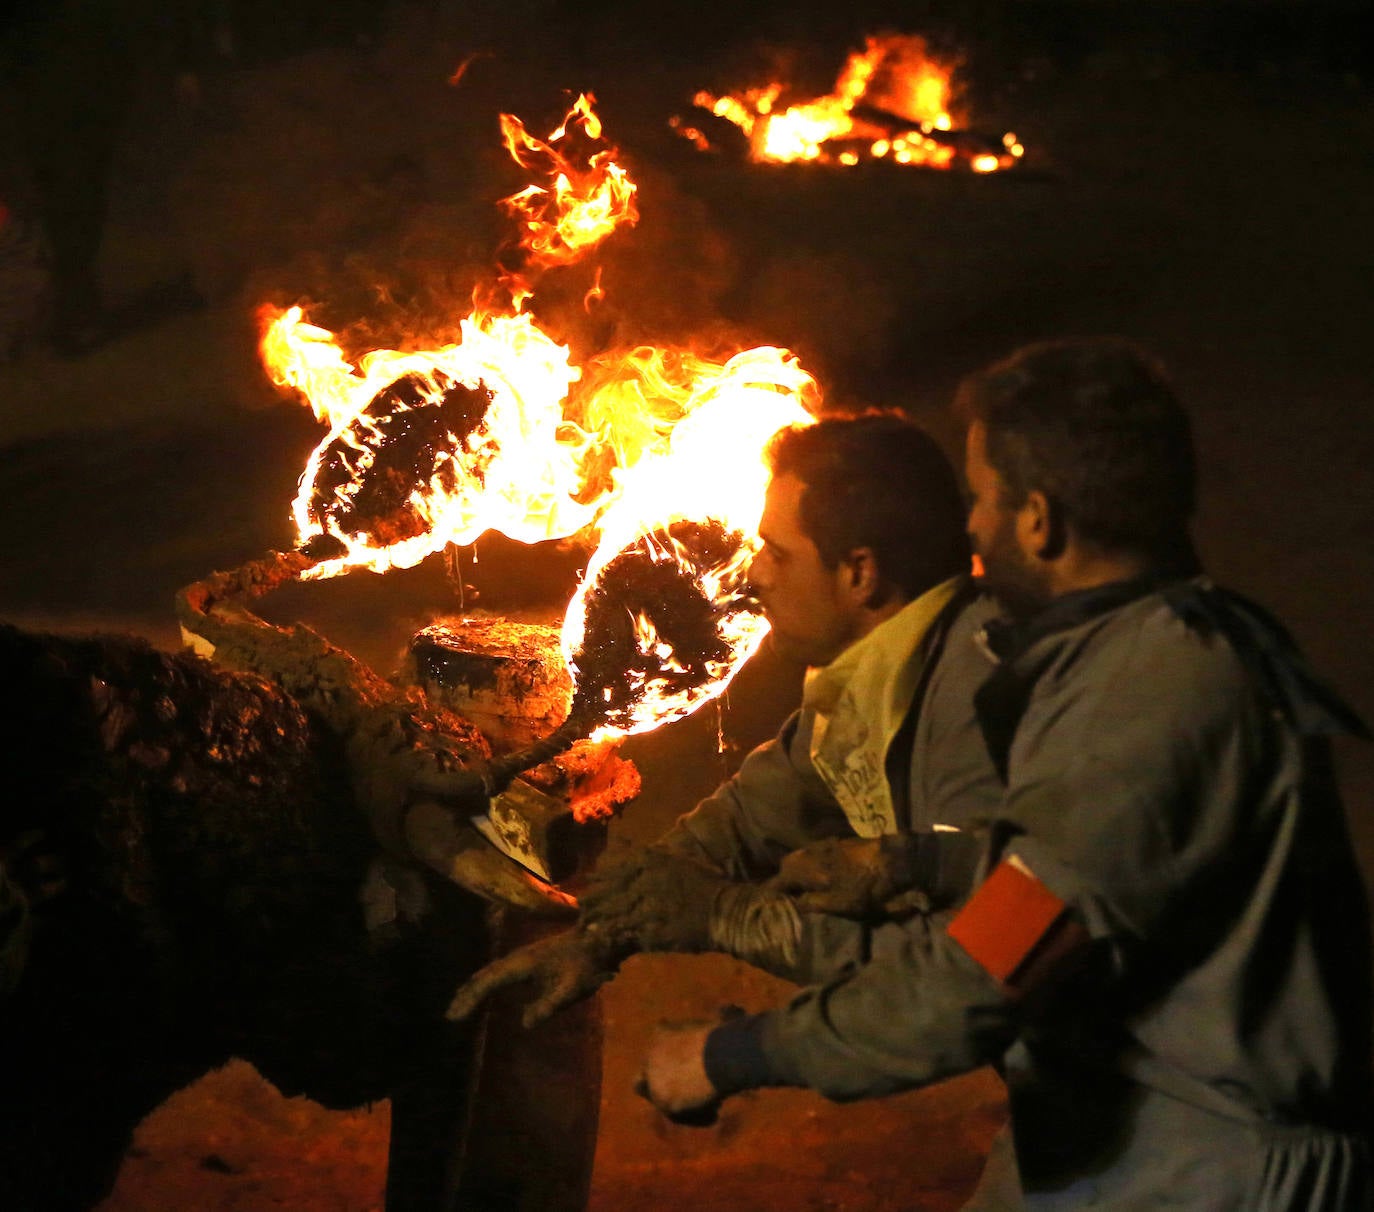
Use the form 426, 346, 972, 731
1, 3, 1372, 1209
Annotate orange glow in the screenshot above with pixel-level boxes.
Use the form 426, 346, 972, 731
584, 265, 605, 311
498, 93, 638, 277
681, 33, 1024, 172
562, 347, 818, 736
447, 52, 487, 86
259, 97, 821, 737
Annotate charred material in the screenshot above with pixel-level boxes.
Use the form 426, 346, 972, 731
570, 518, 758, 729
676, 97, 1022, 171
308, 371, 495, 546
849, 104, 1020, 166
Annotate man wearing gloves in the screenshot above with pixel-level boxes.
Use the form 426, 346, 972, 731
453, 343, 1374, 1208
449, 411, 1001, 1030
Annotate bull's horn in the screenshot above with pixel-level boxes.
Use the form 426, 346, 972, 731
404, 800, 577, 917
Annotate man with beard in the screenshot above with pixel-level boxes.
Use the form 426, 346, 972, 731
455, 345, 1374, 1208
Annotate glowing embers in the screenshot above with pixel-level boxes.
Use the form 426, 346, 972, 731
674, 33, 1025, 172
567, 519, 766, 736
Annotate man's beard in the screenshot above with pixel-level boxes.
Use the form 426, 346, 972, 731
977, 519, 1051, 621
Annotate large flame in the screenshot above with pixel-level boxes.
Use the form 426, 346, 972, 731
677, 33, 1024, 172
262, 306, 596, 580
260, 95, 820, 737
562, 347, 818, 737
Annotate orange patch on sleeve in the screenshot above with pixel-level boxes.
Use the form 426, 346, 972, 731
948, 858, 1069, 985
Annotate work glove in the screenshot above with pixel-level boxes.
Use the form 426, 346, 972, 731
578, 850, 727, 953
583, 850, 805, 976
772, 835, 928, 919
446, 927, 618, 1029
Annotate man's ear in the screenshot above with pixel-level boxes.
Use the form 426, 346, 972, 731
843, 546, 886, 607
1020, 490, 1067, 561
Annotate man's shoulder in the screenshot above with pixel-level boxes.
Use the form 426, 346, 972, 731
934, 587, 1004, 660
1040, 582, 1256, 720
920, 590, 1003, 709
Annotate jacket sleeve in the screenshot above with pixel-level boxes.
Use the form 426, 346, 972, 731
998, 612, 1267, 962
715, 908, 1020, 1100
656, 709, 856, 879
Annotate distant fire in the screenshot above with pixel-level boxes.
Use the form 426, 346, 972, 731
672, 33, 1024, 172
259, 95, 818, 738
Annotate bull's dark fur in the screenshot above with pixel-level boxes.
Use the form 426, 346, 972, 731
0, 623, 487, 1210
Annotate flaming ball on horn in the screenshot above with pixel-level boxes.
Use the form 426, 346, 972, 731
307, 370, 497, 550
561, 517, 767, 739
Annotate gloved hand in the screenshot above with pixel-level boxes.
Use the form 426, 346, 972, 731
772, 835, 927, 919
579, 851, 729, 954
446, 927, 618, 1029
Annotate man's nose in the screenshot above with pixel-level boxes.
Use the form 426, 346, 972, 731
746, 552, 768, 594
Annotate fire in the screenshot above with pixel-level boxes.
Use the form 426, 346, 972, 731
679, 33, 1024, 172
259, 94, 820, 739
262, 306, 595, 581
562, 347, 818, 737
497, 92, 638, 308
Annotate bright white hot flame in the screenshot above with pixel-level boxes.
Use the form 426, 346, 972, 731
259, 95, 823, 741
263, 306, 595, 580
562, 347, 818, 737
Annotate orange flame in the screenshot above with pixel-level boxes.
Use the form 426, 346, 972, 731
447, 51, 488, 86
260, 96, 820, 737
261, 305, 596, 580
499, 93, 638, 281
563, 347, 818, 736
685, 33, 1023, 172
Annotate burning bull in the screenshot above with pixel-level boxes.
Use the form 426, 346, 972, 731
0, 496, 778, 1210
0, 90, 833, 1209
0, 546, 643, 1211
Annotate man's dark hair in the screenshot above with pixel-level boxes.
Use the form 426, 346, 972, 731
765, 413, 970, 599
956, 338, 1196, 554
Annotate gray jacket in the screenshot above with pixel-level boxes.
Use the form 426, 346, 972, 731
687, 578, 1374, 1209
661, 585, 1003, 983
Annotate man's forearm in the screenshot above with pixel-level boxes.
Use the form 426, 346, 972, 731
705, 922, 1018, 1103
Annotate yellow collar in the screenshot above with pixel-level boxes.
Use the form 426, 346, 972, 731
804, 577, 962, 836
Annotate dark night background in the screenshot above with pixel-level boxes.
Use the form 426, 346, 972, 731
1, 0, 1372, 1207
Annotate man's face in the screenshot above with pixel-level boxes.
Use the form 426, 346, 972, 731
749, 473, 863, 668
964, 421, 1051, 617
